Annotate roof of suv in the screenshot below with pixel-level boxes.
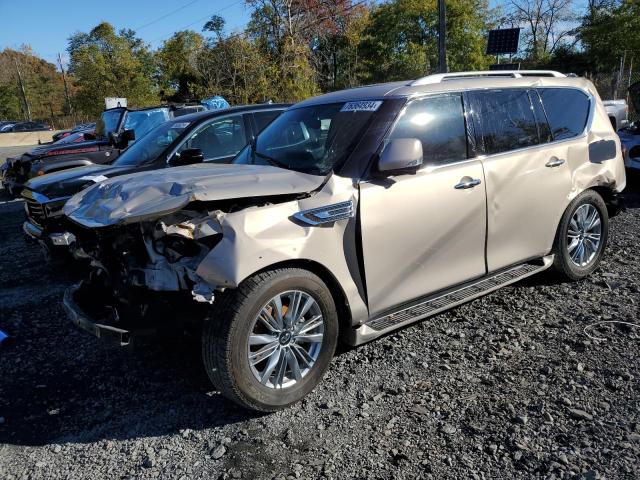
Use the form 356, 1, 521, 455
295, 71, 597, 108
172, 103, 291, 123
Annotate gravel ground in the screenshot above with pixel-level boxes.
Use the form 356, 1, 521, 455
0, 181, 639, 480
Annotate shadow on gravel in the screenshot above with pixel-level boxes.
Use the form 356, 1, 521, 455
0, 335, 262, 447
623, 172, 640, 209
0, 201, 262, 447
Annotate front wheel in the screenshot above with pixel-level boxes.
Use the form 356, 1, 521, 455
202, 268, 339, 412
551, 190, 609, 281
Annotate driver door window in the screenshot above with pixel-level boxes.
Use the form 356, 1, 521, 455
176, 115, 247, 163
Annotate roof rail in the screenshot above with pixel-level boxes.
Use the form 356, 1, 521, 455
411, 70, 566, 86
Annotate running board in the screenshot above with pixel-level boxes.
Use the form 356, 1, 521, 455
348, 255, 554, 346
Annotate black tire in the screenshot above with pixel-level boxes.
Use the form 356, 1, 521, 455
551, 189, 609, 281
202, 268, 339, 412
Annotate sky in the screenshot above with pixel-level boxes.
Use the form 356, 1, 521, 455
0, 0, 251, 66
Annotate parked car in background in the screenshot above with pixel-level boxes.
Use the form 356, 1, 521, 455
60, 71, 625, 411
603, 99, 629, 131
51, 122, 97, 143
1, 106, 173, 196
0, 121, 19, 132
616, 81, 640, 172
0, 121, 52, 132
21, 103, 288, 257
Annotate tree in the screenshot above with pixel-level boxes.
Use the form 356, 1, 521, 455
506, 0, 577, 61
156, 30, 204, 101
0, 47, 68, 121
360, 0, 494, 83
197, 33, 276, 104
578, 0, 639, 72
246, 0, 319, 101
67, 23, 159, 116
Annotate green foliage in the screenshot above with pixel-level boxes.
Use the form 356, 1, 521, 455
578, 0, 640, 72
197, 34, 276, 104
67, 22, 159, 116
156, 30, 204, 101
360, 0, 494, 83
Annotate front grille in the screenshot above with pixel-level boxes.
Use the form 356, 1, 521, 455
25, 199, 47, 226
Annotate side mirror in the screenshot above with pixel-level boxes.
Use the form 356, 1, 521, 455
170, 148, 205, 166
120, 129, 135, 144
377, 138, 423, 173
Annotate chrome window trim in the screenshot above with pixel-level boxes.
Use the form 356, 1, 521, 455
406, 86, 595, 164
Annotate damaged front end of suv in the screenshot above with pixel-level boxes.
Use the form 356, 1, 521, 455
61, 162, 359, 345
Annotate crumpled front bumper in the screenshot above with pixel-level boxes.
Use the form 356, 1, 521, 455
63, 284, 133, 346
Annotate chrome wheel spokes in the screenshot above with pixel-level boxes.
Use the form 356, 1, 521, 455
248, 290, 324, 389
567, 204, 602, 267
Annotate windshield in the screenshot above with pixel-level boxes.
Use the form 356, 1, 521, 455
233, 101, 381, 175
95, 109, 124, 137
112, 120, 190, 167
123, 108, 171, 141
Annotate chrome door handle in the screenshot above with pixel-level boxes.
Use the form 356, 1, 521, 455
454, 177, 482, 189
546, 157, 565, 168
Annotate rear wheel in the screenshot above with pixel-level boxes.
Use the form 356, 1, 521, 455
202, 268, 339, 411
551, 190, 609, 280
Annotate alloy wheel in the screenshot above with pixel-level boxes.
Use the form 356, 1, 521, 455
567, 204, 602, 267
247, 290, 324, 389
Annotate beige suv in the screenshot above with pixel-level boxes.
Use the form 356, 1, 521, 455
62, 71, 626, 411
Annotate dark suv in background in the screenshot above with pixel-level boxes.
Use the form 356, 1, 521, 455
2, 105, 195, 196
21, 103, 288, 257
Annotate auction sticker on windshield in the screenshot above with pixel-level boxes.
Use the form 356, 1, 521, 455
340, 101, 382, 112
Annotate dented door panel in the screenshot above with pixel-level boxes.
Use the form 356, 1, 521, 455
359, 161, 487, 317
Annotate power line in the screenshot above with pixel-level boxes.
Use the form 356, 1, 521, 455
150, 0, 244, 44
134, 0, 202, 31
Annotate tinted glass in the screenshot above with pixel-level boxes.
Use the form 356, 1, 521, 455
234, 102, 380, 176
96, 109, 124, 137
471, 89, 539, 155
388, 95, 467, 166
538, 88, 590, 140
178, 115, 247, 162
113, 120, 190, 166
529, 90, 552, 143
123, 108, 171, 141
253, 110, 282, 133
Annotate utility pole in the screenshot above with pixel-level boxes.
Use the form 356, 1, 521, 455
438, 0, 447, 73
58, 53, 76, 123
13, 56, 31, 121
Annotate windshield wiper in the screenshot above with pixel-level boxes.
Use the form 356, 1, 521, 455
250, 139, 289, 170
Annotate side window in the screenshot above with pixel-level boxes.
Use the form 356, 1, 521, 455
529, 90, 552, 143
471, 89, 539, 155
177, 115, 247, 161
388, 94, 467, 166
253, 110, 282, 133
537, 88, 590, 141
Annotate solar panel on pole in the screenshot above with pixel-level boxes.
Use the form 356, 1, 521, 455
486, 28, 521, 55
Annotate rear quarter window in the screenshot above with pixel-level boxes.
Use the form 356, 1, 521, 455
537, 88, 590, 141
470, 89, 539, 155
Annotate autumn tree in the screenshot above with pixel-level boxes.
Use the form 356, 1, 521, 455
0, 47, 68, 121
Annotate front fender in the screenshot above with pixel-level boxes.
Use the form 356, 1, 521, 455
195, 178, 369, 326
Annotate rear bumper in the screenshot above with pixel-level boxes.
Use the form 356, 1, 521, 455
63, 284, 132, 346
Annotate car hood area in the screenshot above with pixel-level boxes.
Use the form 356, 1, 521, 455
63, 163, 327, 227
24, 164, 134, 199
